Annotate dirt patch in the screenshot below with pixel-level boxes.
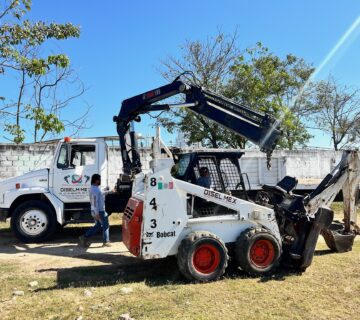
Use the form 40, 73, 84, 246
0, 223, 136, 271
0, 221, 181, 289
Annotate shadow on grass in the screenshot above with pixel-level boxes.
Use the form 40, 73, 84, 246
0, 224, 122, 252
36, 256, 185, 290
35, 257, 307, 291
224, 260, 303, 283
314, 249, 336, 256
56, 224, 123, 244
0, 216, 122, 245
256, 268, 303, 283
253, 248, 338, 283
0, 224, 137, 268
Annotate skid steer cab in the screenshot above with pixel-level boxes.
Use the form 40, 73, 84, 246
0, 137, 129, 243
172, 150, 251, 200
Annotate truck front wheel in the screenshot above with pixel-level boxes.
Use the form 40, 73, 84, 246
11, 200, 57, 243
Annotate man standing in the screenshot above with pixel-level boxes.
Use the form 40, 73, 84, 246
79, 174, 110, 247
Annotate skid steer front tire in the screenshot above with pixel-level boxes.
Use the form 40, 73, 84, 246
235, 227, 281, 276
177, 231, 228, 282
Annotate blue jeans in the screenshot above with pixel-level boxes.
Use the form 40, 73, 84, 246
84, 211, 110, 243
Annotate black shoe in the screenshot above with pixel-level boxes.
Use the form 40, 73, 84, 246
79, 235, 89, 247
102, 242, 111, 247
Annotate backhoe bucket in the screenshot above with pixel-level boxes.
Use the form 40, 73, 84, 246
321, 221, 356, 253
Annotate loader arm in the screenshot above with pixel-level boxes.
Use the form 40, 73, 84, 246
113, 78, 282, 176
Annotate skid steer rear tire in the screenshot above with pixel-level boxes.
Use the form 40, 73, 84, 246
177, 231, 228, 282
235, 227, 281, 276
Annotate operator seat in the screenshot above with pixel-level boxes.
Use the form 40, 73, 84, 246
262, 176, 298, 195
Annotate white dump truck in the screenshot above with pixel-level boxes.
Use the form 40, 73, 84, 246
0, 137, 129, 242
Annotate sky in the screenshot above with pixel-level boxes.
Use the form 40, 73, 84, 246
2, 0, 360, 147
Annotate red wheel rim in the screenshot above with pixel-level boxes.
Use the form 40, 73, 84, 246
250, 239, 275, 268
192, 244, 221, 274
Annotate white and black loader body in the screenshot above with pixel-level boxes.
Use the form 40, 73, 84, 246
114, 74, 360, 281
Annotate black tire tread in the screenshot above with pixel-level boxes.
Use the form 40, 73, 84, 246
177, 231, 228, 282
235, 227, 281, 276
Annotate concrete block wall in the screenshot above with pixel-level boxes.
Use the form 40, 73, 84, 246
0, 144, 56, 180
0, 141, 343, 190
107, 147, 150, 188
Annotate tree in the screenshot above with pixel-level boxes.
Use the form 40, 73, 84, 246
25, 65, 88, 142
158, 30, 247, 148
159, 33, 315, 150
0, 0, 89, 143
310, 77, 360, 150
224, 43, 315, 149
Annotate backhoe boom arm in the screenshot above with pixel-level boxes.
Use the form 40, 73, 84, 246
114, 78, 282, 175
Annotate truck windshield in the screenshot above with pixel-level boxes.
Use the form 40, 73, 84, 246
57, 144, 96, 169
70, 145, 96, 167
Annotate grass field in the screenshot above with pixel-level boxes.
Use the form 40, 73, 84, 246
0, 204, 359, 320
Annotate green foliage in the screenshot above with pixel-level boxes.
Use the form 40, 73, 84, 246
159, 31, 247, 148
158, 108, 246, 148
22, 54, 71, 76
26, 106, 65, 141
160, 35, 314, 150
0, 0, 81, 143
0, 18, 79, 76
225, 42, 314, 149
4, 123, 25, 143
0, 0, 31, 20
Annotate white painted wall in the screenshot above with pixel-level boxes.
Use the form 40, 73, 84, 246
240, 149, 342, 189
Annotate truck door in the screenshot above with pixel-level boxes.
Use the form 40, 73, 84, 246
52, 143, 98, 203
